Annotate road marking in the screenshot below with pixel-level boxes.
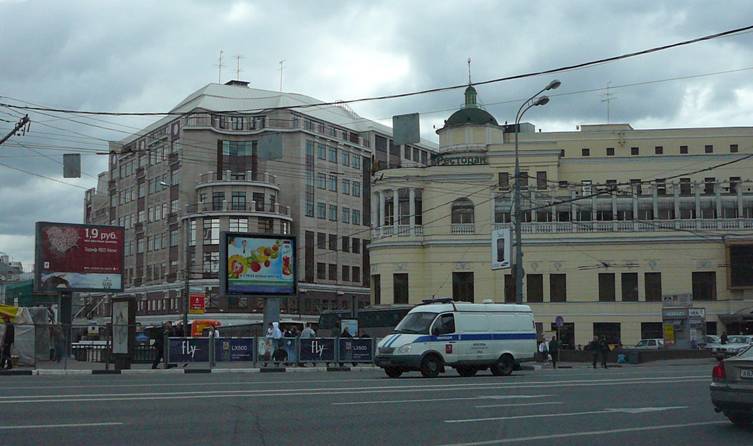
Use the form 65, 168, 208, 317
473, 402, 562, 409
605, 406, 687, 414
0, 422, 123, 430
333, 395, 552, 406
0, 377, 708, 404
444, 406, 687, 423
437, 421, 728, 445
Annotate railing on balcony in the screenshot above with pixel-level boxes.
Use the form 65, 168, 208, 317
198, 170, 277, 186
451, 223, 475, 234
186, 201, 290, 217
493, 219, 753, 233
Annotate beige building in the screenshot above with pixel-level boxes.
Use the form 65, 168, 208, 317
369, 86, 753, 347
84, 80, 436, 321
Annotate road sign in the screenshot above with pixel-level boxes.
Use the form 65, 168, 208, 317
554, 316, 564, 328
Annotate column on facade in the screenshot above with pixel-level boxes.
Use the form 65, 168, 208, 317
673, 180, 680, 220
611, 190, 617, 229
632, 189, 639, 231
393, 188, 399, 232
531, 190, 537, 222
371, 192, 379, 228
694, 180, 701, 227
591, 191, 597, 222
570, 189, 576, 230
652, 184, 659, 220
379, 191, 385, 228
738, 181, 744, 218
409, 187, 416, 228
551, 185, 557, 222
715, 180, 722, 224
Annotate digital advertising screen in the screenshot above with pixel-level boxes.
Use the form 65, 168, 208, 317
35, 222, 124, 292
221, 233, 296, 296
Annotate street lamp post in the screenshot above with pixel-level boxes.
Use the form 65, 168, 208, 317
512, 80, 561, 304
161, 181, 190, 334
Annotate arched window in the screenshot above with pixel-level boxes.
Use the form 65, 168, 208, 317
451, 198, 475, 224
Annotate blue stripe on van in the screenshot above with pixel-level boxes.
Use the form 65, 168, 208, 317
412, 333, 536, 343
384, 334, 401, 347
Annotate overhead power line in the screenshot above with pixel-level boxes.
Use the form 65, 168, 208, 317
2, 24, 753, 117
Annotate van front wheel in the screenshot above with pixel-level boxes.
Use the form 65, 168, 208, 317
420, 355, 442, 378
384, 367, 403, 378
491, 354, 514, 376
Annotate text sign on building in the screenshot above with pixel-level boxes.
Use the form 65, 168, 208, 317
220, 233, 297, 296
189, 292, 206, 314
661, 293, 692, 307
491, 228, 511, 270
34, 222, 124, 292
431, 154, 488, 167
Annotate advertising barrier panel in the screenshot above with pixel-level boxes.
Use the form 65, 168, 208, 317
168, 338, 210, 362
214, 338, 255, 362
339, 338, 374, 362
300, 338, 336, 363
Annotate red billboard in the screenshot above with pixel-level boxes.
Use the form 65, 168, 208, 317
35, 222, 124, 292
189, 292, 206, 314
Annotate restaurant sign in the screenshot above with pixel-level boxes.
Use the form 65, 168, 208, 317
431, 154, 488, 166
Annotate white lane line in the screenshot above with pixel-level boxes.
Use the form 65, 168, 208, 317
474, 402, 562, 409
0, 378, 708, 405
0, 375, 707, 400
333, 395, 552, 406
445, 406, 687, 423
437, 421, 728, 445
0, 422, 124, 430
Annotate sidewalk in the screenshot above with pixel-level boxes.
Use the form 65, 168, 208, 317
535, 357, 716, 369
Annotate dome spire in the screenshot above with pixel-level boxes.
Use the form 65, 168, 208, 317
467, 57, 472, 84
464, 57, 478, 108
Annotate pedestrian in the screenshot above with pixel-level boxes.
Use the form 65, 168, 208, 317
586, 336, 600, 369
598, 336, 610, 369
272, 322, 283, 365
151, 323, 165, 369
548, 335, 560, 369
538, 339, 549, 362
1, 315, 15, 369
300, 323, 315, 338
721, 332, 728, 345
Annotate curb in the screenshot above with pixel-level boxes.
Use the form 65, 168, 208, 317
0, 370, 33, 376
7, 366, 381, 376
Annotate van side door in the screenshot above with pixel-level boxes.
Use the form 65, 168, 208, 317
431, 313, 460, 364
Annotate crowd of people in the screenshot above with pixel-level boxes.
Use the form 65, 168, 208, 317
538, 335, 614, 369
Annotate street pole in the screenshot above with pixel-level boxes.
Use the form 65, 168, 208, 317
512, 80, 561, 305
183, 217, 189, 335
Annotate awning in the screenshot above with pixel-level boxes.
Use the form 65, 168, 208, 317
718, 306, 753, 323
0, 304, 20, 319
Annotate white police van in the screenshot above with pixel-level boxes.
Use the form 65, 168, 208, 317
374, 299, 536, 378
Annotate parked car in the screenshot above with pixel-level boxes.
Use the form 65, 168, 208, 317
633, 339, 664, 350
700, 335, 722, 350
710, 346, 753, 426
714, 335, 753, 357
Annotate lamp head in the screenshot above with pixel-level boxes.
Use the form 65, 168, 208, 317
546, 79, 562, 91
534, 96, 550, 106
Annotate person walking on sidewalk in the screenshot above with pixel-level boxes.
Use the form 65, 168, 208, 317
1, 315, 14, 369
548, 335, 560, 369
598, 336, 610, 369
151, 321, 172, 369
587, 336, 600, 369
538, 339, 549, 362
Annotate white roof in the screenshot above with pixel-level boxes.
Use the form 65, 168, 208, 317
410, 302, 532, 314
120, 83, 438, 149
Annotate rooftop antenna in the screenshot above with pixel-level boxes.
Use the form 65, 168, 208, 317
278, 59, 286, 91
467, 57, 472, 84
235, 54, 243, 80
216, 50, 225, 83
601, 81, 617, 123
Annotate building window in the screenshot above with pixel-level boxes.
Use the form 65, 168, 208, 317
212, 192, 225, 211
452, 272, 474, 303
645, 273, 662, 302
352, 238, 360, 254
203, 218, 219, 244
316, 263, 326, 280
536, 171, 547, 190
621, 273, 638, 302
258, 218, 274, 233
593, 322, 621, 345
340, 151, 350, 166
606, 147, 614, 156
679, 178, 691, 196
342, 265, 350, 282
680, 145, 688, 154
704, 177, 715, 195
692, 272, 716, 301
550, 274, 567, 302
730, 177, 741, 194
582, 148, 590, 157
630, 147, 639, 156
351, 209, 361, 225
137, 238, 145, 253
393, 273, 409, 304
342, 207, 351, 224
352, 181, 361, 197
498, 172, 510, 189
317, 143, 326, 160
328, 204, 338, 221
341, 236, 350, 253
352, 155, 361, 169
656, 179, 666, 196
231, 192, 246, 210
328, 175, 337, 192
317, 173, 327, 189
203, 252, 219, 273
229, 218, 248, 232
328, 263, 337, 281
730, 144, 739, 153
641, 322, 663, 340
342, 179, 351, 195
526, 274, 543, 303
328, 147, 337, 163
451, 198, 474, 224
317, 232, 326, 249
598, 273, 615, 302
630, 179, 642, 195
373, 274, 381, 304
328, 234, 337, 251
704, 144, 713, 153
352, 266, 360, 283
655, 146, 663, 155
317, 202, 326, 219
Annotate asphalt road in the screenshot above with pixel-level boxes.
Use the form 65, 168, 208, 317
0, 362, 750, 445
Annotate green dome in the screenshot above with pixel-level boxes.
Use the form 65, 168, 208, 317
445, 107, 498, 127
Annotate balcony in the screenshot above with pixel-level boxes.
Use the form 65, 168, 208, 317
185, 201, 291, 218
371, 225, 424, 240
451, 223, 475, 235
197, 171, 278, 188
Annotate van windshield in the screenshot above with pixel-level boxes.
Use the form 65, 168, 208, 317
394, 312, 437, 334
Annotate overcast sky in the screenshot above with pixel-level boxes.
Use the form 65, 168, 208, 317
2, 0, 753, 270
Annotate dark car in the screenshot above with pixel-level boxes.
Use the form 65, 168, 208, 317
710, 345, 753, 426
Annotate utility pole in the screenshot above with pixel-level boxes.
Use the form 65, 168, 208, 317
279, 60, 286, 92
216, 50, 225, 83
0, 114, 30, 146
601, 82, 615, 123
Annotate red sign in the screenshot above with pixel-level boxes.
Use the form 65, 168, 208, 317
189, 293, 206, 314
35, 222, 124, 292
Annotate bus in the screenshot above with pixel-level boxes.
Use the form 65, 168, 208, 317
318, 305, 413, 337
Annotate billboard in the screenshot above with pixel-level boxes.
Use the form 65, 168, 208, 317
220, 233, 296, 296
35, 222, 124, 292
189, 292, 206, 314
491, 228, 511, 270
